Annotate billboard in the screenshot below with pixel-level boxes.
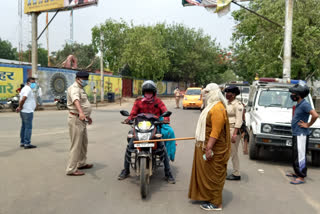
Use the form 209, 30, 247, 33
24, 0, 98, 14
0, 67, 23, 99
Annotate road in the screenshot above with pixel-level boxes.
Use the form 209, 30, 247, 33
0, 99, 320, 214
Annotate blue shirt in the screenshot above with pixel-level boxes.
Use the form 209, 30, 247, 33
292, 99, 312, 136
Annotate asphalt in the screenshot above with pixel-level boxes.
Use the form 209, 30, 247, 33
0, 99, 320, 214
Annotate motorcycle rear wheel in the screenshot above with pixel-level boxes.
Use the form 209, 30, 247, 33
140, 157, 149, 199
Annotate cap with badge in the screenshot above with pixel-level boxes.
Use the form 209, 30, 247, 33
224, 85, 240, 96
76, 71, 89, 79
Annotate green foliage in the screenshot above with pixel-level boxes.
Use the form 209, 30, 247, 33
92, 19, 129, 74
92, 19, 227, 84
51, 42, 99, 70
232, 0, 320, 81
21, 44, 48, 66
121, 25, 170, 80
0, 38, 17, 60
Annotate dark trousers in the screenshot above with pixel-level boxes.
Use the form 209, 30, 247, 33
123, 140, 171, 175
292, 135, 309, 178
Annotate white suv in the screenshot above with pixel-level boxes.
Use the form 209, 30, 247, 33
246, 81, 320, 165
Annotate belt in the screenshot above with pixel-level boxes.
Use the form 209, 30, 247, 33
69, 112, 79, 117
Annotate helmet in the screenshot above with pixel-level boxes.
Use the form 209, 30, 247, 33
289, 82, 309, 98
142, 80, 157, 95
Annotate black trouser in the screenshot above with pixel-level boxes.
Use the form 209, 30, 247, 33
123, 139, 171, 175
292, 135, 309, 178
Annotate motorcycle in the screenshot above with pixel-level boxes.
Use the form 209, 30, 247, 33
120, 110, 172, 199
7, 95, 19, 112
54, 95, 67, 110
0, 102, 5, 112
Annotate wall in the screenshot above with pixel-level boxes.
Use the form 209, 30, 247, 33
0, 63, 187, 102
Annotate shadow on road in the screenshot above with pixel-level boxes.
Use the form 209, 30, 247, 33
84, 162, 108, 180
252, 149, 319, 170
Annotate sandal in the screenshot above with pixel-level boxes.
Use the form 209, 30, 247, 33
78, 164, 93, 169
67, 170, 85, 176
290, 179, 305, 185
285, 172, 298, 178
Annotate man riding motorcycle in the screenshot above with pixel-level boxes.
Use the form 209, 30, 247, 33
118, 80, 176, 184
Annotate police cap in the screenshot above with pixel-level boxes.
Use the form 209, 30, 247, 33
224, 85, 240, 96
76, 71, 89, 78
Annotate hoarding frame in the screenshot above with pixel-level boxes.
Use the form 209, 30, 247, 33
24, 0, 98, 14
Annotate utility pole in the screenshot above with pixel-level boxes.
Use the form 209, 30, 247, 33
70, 9, 74, 43
31, 13, 39, 77
100, 33, 104, 103
46, 12, 50, 67
18, 0, 23, 63
283, 0, 294, 82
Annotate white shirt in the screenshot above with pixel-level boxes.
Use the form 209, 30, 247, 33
38, 87, 42, 97
20, 85, 36, 113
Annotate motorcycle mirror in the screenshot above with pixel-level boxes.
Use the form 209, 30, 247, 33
161, 111, 172, 118
120, 110, 130, 117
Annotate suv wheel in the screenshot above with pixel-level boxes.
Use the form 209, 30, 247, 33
311, 151, 320, 167
249, 130, 259, 160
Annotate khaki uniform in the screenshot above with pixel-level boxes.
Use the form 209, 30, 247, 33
226, 99, 244, 176
174, 89, 180, 108
66, 82, 92, 174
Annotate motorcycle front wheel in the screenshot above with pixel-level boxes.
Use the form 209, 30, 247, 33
139, 157, 149, 199
57, 103, 62, 110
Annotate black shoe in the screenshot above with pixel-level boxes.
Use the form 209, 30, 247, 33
24, 145, 37, 149
20, 144, 25, 148
165, 172, 176, 184
226, 174, 241, 180
118, 169, 130, 180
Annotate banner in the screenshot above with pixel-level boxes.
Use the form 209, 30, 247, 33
0, 67, 23, 99
24, 0, 98, 14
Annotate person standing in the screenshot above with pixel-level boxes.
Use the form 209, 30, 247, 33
16, 77, 37, 149
174, 87, 181, 109
188, 83, 230, 211
93, 86, 97, 104
66, 71, 93, 176
37, 86, 43, 106
224, 86, 243, 181
287, 83, 318, 184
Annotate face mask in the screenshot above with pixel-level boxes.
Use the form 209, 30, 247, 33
226, 94, 233, 100
80, 79, 88, 87
30, 83, 37, 89
290, 94, 299, 102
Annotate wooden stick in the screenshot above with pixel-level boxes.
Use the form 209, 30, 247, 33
134, 137, 195, 144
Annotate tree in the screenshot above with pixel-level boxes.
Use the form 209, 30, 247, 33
92, 20, 227, 84
0, 38, 17, 60
92, 19, 129, 74
22, 44, 48, 67
232, 0, 320, 81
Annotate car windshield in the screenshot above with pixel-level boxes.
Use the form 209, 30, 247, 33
186, 89, 201, 95
242, 87, 249, 94
258, 90, 311, 108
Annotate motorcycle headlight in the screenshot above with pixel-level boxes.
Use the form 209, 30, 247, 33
312, 129, 320, 138
262, 124, 272, 133
137, 133, 152, 141
137, 121, 152, 131
13, 97, 19, 101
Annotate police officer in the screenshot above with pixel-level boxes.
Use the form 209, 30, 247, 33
225, 86, 243, 181
66, 71, 93, 176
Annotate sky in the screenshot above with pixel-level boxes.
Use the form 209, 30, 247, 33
0, 0, 241, 53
